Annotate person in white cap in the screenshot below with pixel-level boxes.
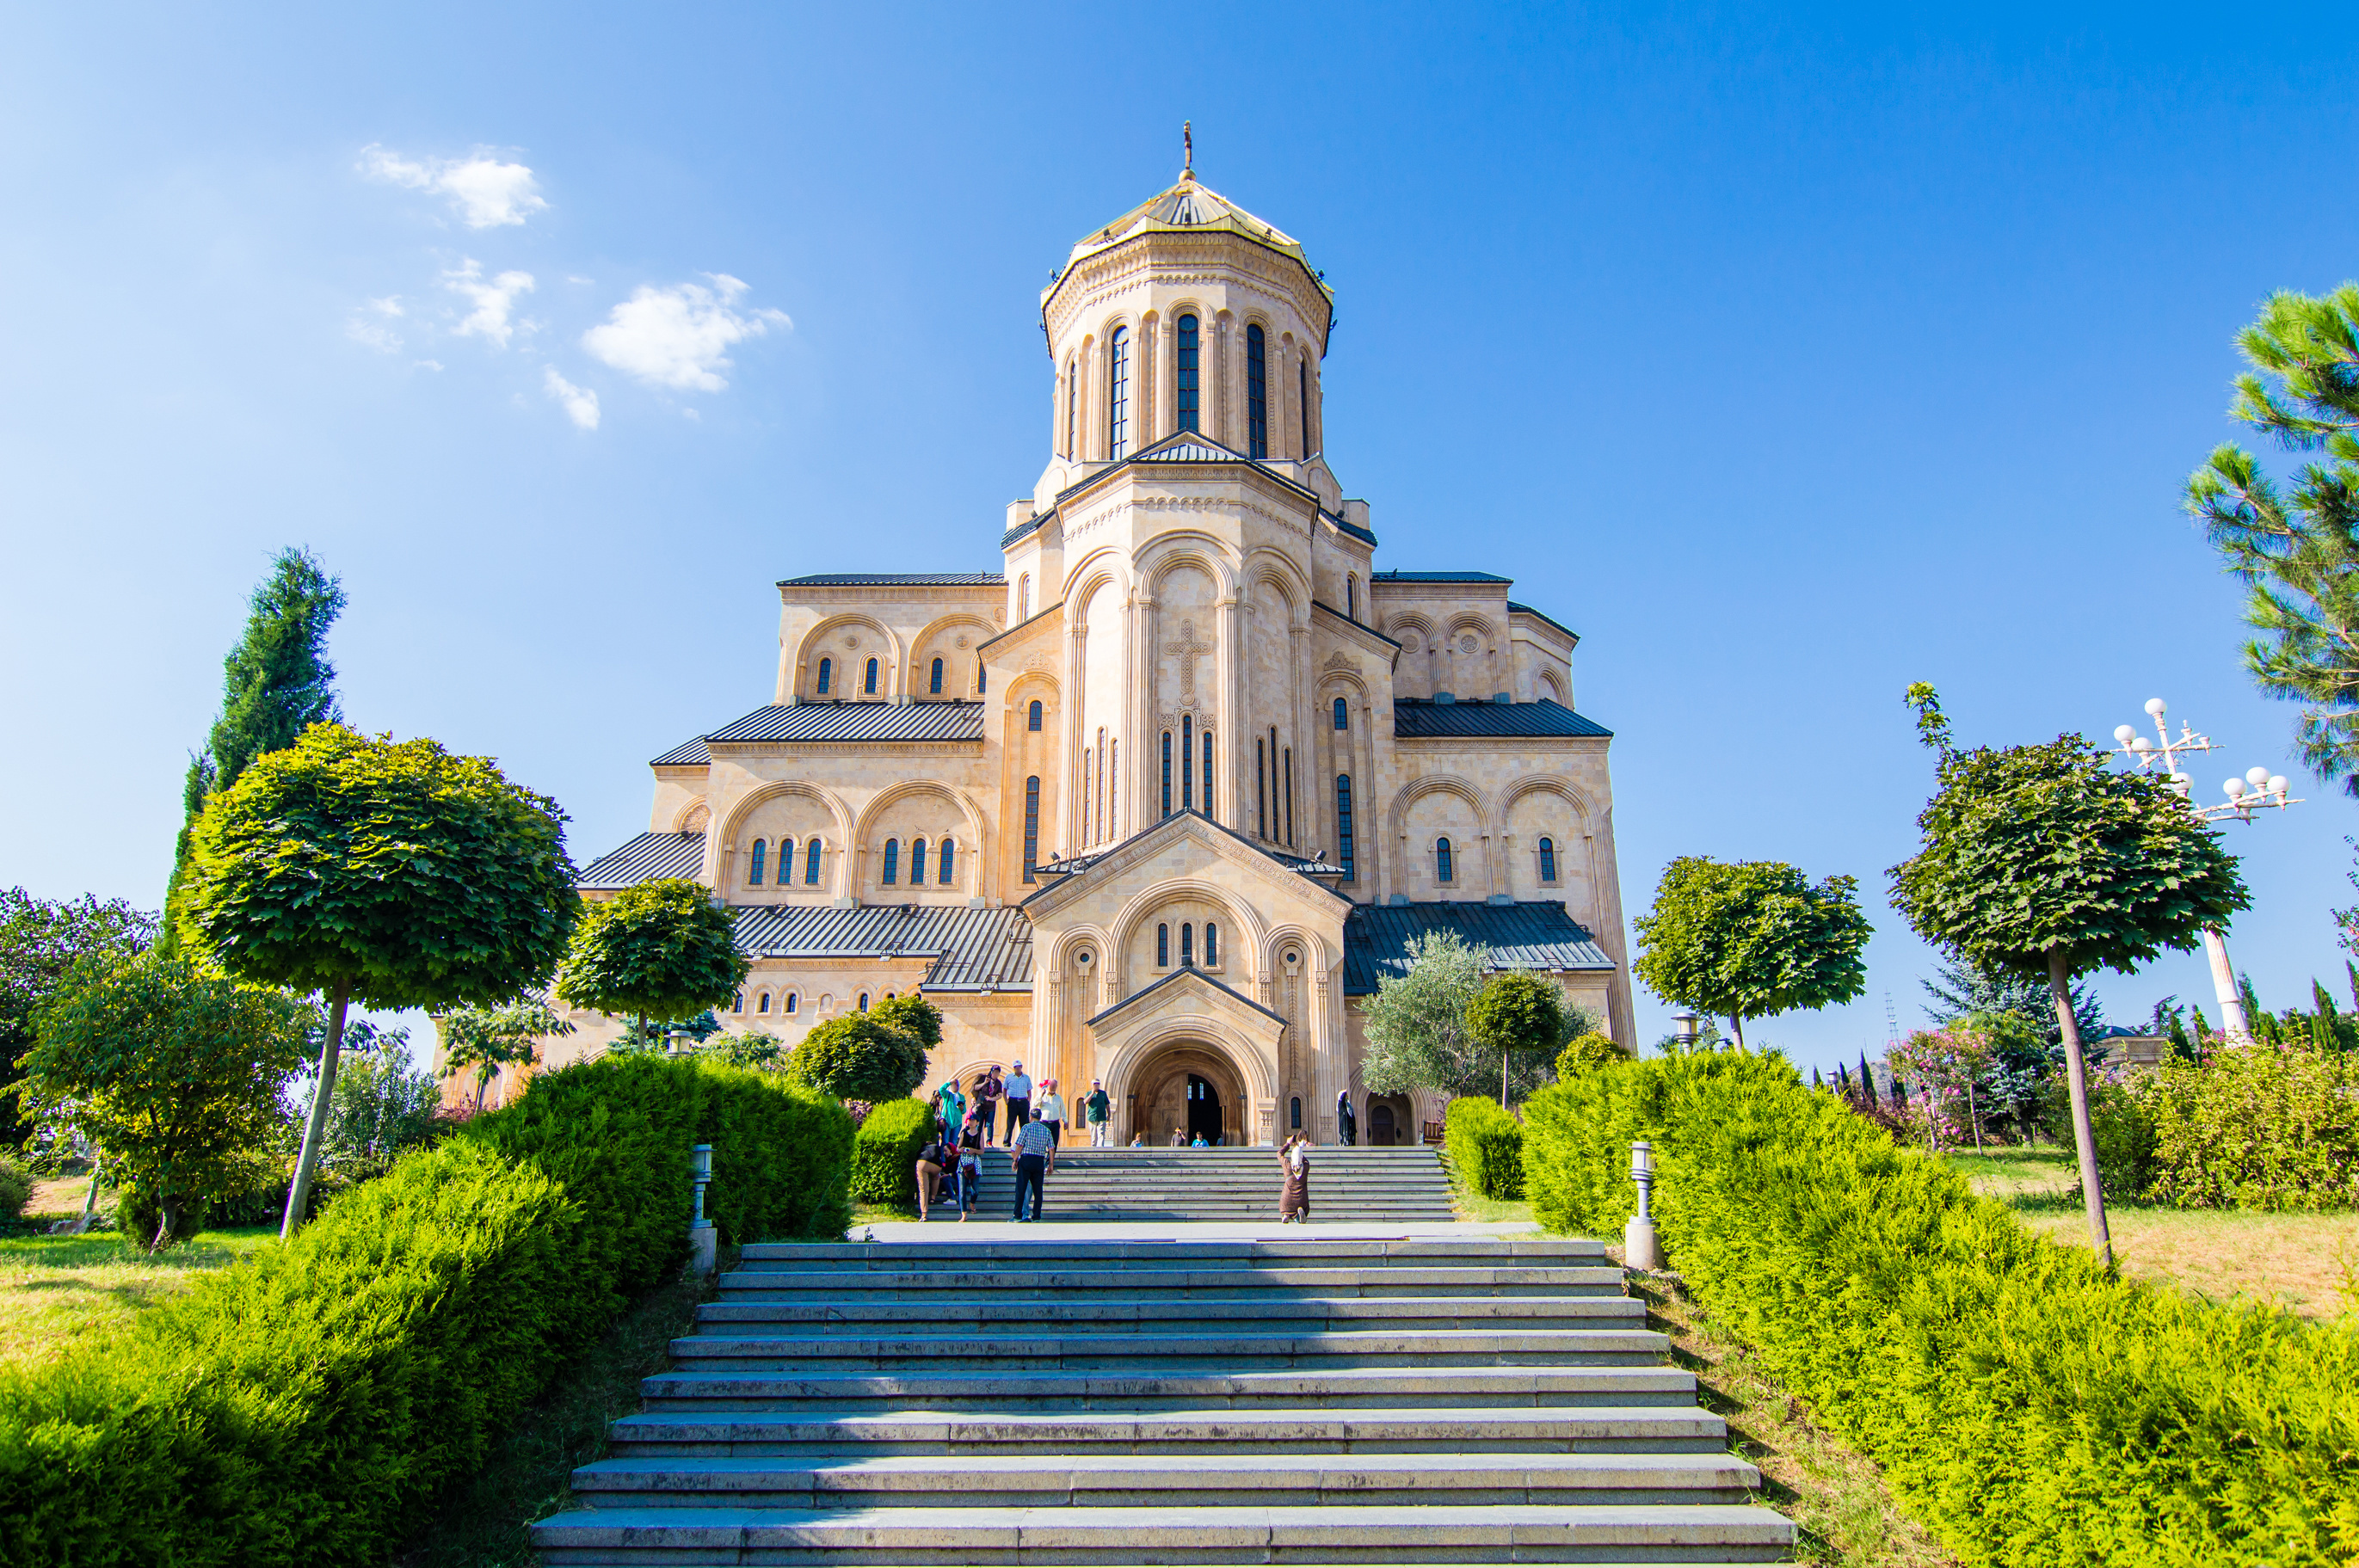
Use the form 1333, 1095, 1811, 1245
1002, 1060, 1033, 1147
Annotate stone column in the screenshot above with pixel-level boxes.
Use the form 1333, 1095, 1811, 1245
1066, 618, 1087, 854
1156, 314, 1176, 441
1216, 592, 1241, 826
1130, 588, 1158, 833
1288, 621, 1311, 849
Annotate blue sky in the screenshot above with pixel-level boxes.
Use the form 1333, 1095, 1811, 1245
5, 3, 2357, 1074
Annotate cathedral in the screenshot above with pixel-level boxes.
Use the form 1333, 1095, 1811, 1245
557, 159, 1635, 1147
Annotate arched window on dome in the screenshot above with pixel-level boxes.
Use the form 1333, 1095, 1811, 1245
779, 839, 795, 884
804, 838, 823, 885
1204, 922, 1218, 966
1107, 326, 1131, 458
881, 839, 899, 886
1180, 923, 1194, 968
1538, 836, 1558, 883
938, 838, 955, 884
816, 656, 831, 695
1161, 731, 1173, 819
1333, 697, 1349, 731
1346, 575, 1358, 622
1022, 777, 1040, 884
910, 839, 927, 886
748, 839, 766, 886
1436, 836, 1455, 885
930, 657, 944, 696
1246, 323, 1267, 458
1063, 361, 1076, 458
865, 658, 879, 696
1175, 315, 1199, 434
1180, 716, 1193, 811
1202, 729, 1213, 813
1156, 923, 1169, 968
1028, 700, 1043, 732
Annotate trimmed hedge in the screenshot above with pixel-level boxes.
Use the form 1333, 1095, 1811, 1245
1521, 1049, 2359, 1567
848, 1098, 936, 1211
0, 1052, 853, 1568
1444, 1096, 1524, 1199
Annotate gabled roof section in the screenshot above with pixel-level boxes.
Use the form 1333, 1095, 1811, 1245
1372, 570, 1512, 586
578, 832, 705, 889
1129, 429, 1249, 464
1393, 698, 1613, 739
1024, 809, 1352, 914
1507, 600, 1580, 646
1344, 901, 1614, 994
1001, 508, 1054, 549
653, 702, 988, 763
1323, 509, 1377, 546
1084, 963, 1288, 1030
779, 573, 1006, 587
734, 904, 1033, 991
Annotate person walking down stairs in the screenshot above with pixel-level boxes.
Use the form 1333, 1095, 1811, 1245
1279, 1132, 1311, 1224
1010, 1107, 1056, 1221
1085, 1079, 1112, 1147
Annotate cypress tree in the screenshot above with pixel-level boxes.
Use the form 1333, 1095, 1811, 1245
161, 549, 346, 951
1857, 1049, 1879, 1107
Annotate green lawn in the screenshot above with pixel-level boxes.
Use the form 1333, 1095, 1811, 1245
0, 1227, 279, 1368
1939, 1146, 2359, 1319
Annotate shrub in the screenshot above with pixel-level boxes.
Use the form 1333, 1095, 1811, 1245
848, 1098, 936, 1211
2138, 1037, 2359, 1209
786, 1014, 927, 1103
1444, 1096, 1524, 1199
1554, 1030, 1621, 1082
0, 1156, 29, 1220
1520, 1048, 2359, 1566
0, 1051, 853, 1568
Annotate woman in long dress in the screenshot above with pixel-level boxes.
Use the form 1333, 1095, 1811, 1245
1278, 1133, 1310, 1224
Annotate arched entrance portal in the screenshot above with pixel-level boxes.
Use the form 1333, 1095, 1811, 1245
1124, 1039, 1250, 1147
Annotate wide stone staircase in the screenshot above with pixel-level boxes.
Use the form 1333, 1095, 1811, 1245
926, 1147, 1457, 1224
534, 1236, 1794, 1564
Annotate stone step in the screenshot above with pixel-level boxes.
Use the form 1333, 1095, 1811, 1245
533, 1503, 1795, 1564
604, 1405, 1738, 1458
638, 1365, 1702, 1413
666, 1328, 1670, 1372
695, 1295, 1645, 1331
569, 1451, 1763, 1509
718, 1267, 1618, 1300
734, 1239, 1600, 1265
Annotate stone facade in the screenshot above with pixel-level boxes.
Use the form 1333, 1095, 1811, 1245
501, 165, 1635, 1144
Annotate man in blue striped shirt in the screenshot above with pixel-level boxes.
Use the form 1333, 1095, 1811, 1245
1010, 1108, 1057, 1221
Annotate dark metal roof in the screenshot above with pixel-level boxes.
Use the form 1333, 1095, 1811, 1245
1506, 601, 1580, 645
1054, 430, 1322, 507
1085, 965, 1288, 1030
1311, 600, 1401, 648
1023, 809, 1352, 902
1001, 510, 1051, 548
578, 832, 706, 889
778, 573, 1006, 587
652, 703, 989, 764
1323, 510, 1377, 545
1393, 698, 1613, 739
733, 903, 1033, 990
1371, 571, 1512, 585
1344, 901, 1615, 994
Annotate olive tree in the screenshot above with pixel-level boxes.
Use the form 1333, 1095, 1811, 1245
16, 952, 309, 1248
553, 878, 748, 1045
1632, 856, 1872, 1047
1888, 684, 2249, 1264
180, 723, 579, 1237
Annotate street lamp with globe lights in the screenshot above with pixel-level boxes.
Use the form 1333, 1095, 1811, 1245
2110, 697, 2299, 1044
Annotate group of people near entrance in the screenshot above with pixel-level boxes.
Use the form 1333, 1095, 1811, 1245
911, 1061, 1118, 1222
909, 1060, 1317, 1225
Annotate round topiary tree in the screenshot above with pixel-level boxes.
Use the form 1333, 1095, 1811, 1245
786, 1014, 928, 1104
554, 878, 748, 1048
181, 724, 579, 1238
1554, 1030, 1622, 1082
1463, 972, 1574, 1108
1632, 856, 1872, 1048
1888, 684, 2250, 1264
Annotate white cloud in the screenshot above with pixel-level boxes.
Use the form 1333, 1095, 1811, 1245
360, 144, 548, 228
366, 295, 403, 317
582, 274, 790, 392
544, 366, 601, 429
414, 360, 444, 372
443, 259, 535, 347
346, 317, 402, 354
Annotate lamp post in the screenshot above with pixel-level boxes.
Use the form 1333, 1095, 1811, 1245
2110, 696, 2298, 1046
1623, 1141, 1660, 1271
1671, 1012, 1701, 1049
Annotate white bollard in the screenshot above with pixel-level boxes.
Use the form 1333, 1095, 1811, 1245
1622, 1140, 1661, 1272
